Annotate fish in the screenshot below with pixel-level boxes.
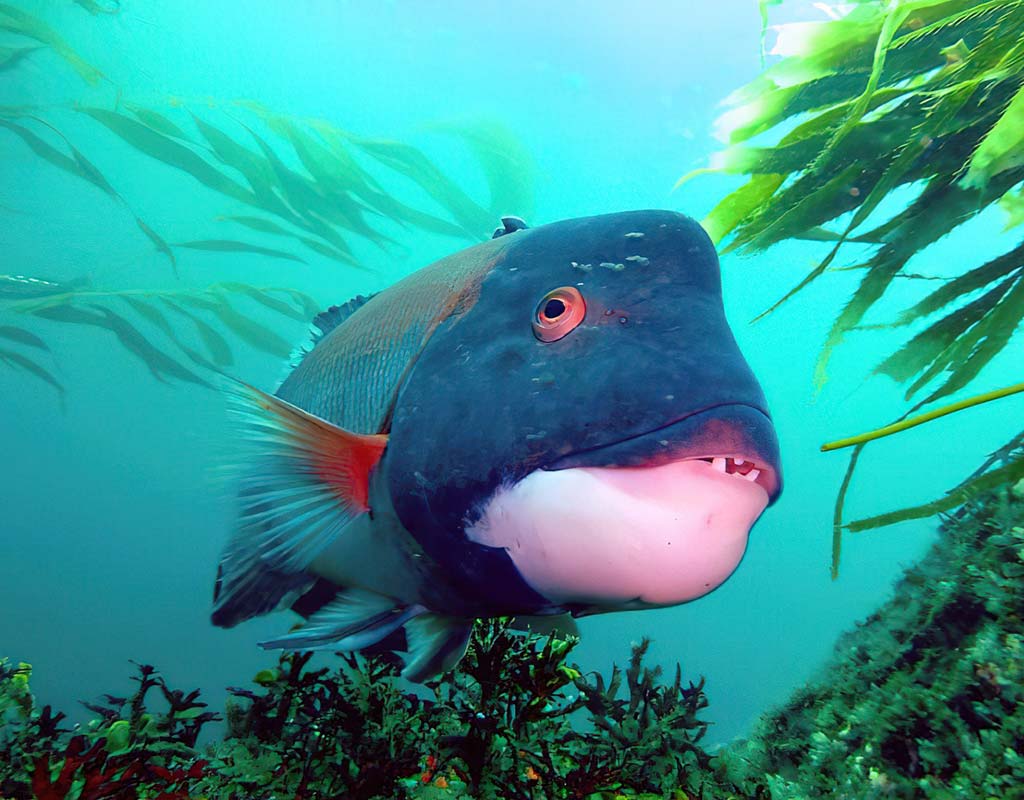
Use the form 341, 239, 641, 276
211, 209, 783, 681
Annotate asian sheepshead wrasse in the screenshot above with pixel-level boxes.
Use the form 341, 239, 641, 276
211, 210, 782, 681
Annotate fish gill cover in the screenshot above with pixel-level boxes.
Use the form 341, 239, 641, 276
2, 0, 1024, 797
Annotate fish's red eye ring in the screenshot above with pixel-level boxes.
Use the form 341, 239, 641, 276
533, 286, 586, 342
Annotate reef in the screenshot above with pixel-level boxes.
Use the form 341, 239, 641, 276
2, 483, 1022, 799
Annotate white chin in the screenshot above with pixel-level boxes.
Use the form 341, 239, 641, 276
465, 459, 769, 608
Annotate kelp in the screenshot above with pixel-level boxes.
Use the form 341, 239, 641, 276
0, 2, 534, 396
175, 239, 309, 264
691, 0, 1024, 573
66, 100, 526, 268
0, 44, 39, 72
71, 0, 120, 15
1, 3, 530, 271
424, 116, 538, 222
2, 281, 317, 394
0, 2, 102, 84
822, 381, 1024, 452
0, 274, 90, 300
0, 279, 78, 402
0, 346, 64, 403
3, 97, 526, 272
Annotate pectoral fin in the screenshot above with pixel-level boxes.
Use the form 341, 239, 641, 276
211, 381, 388, 627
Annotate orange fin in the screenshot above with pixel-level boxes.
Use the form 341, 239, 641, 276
211, 380, 387, 627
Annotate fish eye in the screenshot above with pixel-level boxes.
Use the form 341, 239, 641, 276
544, 298, 566, 318
533, 286, 585, 342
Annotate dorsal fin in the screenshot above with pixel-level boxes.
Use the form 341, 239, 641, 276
311, 293, 377, 344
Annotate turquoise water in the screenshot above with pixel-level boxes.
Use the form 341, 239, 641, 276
2, 0, 1020, 749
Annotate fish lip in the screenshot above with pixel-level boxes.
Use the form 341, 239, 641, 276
542, 402, 782, 502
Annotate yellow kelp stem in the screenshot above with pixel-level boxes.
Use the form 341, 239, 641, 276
822, 381, 1024, 452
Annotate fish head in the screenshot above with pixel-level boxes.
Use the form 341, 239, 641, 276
387, 209, 781, 615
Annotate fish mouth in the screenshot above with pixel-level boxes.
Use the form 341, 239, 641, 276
469, 440, 775, 610
544, 403, 782, 502
684, 455, 774, 496
466, 405, 781, 610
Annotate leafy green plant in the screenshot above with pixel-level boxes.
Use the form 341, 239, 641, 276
684, 0, 1024, 573
0, 622, 713, 800
0, 2, 534, 399
0, 658, 218, 800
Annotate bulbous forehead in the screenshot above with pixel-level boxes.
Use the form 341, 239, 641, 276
491, 209, 722, 308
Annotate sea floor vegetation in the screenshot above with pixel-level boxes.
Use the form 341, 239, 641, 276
2, 482, 1023, 799
0, 621, 711, 800
712, 479, 1024, 799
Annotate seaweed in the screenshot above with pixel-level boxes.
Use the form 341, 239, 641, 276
688, 0, 1024, 573
0, 2, 534, 398
0, 623, 712, 800
710, 480, 1024, 798
0, 660, 217, 800
0, 282, 319, 396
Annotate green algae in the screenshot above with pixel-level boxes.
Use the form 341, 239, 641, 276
0, 624, 711, 799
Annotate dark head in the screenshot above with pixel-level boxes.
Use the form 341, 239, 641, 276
386, 210, 781, 615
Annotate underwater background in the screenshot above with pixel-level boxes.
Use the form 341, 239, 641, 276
2, 0, 1021, 756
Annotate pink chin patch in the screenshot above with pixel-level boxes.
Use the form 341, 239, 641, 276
465, 459, 770, 608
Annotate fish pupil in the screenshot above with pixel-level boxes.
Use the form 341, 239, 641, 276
543, 298, 566, 319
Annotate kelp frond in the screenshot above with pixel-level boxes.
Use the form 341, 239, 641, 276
822, 381, 1024, 451
1, 278, 317, 394
0, 1, 103, 83
0, 2, 535, 399
1, 5, 532, 274
690, 0, 1024, 571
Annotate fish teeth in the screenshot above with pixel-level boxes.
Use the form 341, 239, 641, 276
700, 456, 762, 483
